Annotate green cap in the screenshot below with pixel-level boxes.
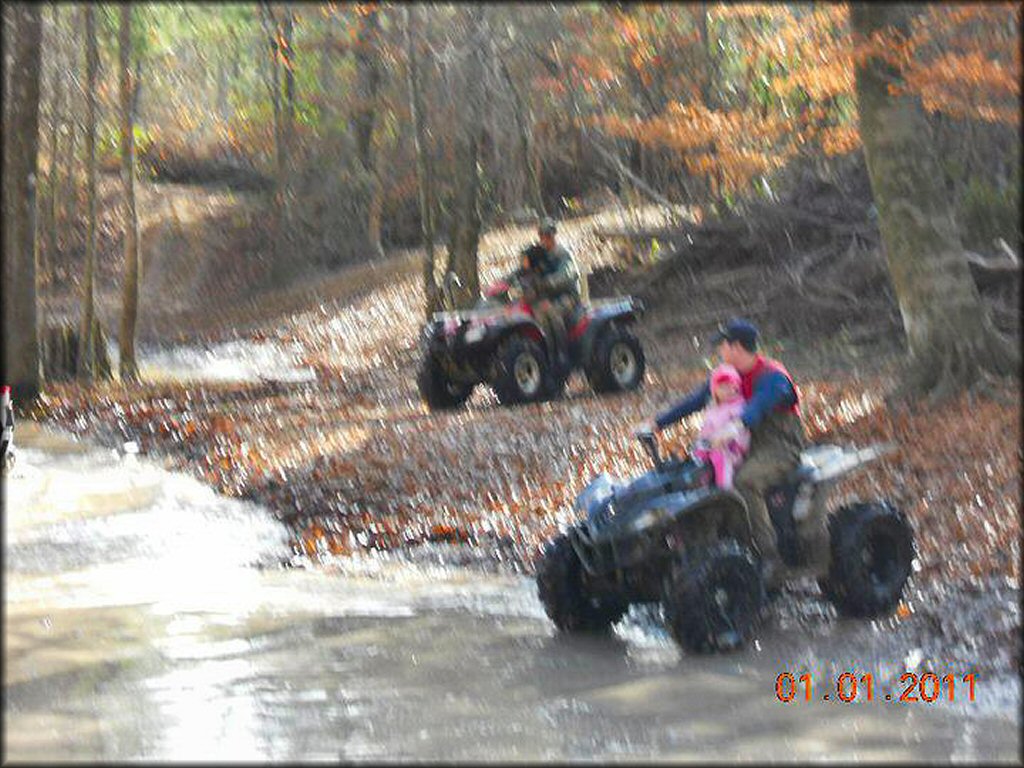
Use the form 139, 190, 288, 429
538, 217, 557, 235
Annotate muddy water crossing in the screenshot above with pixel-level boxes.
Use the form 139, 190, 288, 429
4, 423, 1019, 761
106, 338, 317, 385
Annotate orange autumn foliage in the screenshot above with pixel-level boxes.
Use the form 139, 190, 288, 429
569, 3, 1019, 197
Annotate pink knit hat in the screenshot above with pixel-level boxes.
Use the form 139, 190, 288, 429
710, 363, 741, 389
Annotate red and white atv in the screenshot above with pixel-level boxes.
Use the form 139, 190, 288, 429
417, 270, 645, 409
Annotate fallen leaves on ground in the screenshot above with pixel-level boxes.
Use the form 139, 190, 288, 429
30, 322, 1019, 596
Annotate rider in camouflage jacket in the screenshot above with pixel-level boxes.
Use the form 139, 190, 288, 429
525, 218, 581, 369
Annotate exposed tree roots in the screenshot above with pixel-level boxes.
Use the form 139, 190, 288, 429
894, 316, 1021, 406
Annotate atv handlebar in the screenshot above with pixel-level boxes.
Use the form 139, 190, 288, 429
636, 431, 664, 470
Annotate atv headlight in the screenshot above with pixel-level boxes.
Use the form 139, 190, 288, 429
464, 324, 485, 344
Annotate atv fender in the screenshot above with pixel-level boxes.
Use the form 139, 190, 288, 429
578, 299, 643, 363
571, 486, 753, 576
660, 488, 752, 545
495, 318, 545, 346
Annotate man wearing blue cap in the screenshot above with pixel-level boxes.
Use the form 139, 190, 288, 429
635, 318, 806, 588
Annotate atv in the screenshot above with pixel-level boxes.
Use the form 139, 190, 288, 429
536, 432, 915, 654
417, 269, 645, 409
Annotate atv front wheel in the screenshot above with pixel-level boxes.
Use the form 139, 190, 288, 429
586, 326, 645, 393
661, 539, 765, 654
819, 502, 914, 617
536, 534, 627, 633
492, 335, 549, 406
417, 354, 474, 410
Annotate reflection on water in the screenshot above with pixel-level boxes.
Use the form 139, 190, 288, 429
3, 423, 1020, 761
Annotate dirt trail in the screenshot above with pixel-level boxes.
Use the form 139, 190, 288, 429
149, 201, 687, 342
40, 177, 268, 343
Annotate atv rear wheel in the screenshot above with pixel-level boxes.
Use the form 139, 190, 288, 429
661, 539, 765, 654
586, 326, 645, 393
492, 335, 549, 406
417, 353, 474, 410
819, 502, 914, 617
536, 534, 627, 633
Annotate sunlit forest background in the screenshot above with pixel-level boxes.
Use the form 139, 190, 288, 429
11, 3, 1020, 313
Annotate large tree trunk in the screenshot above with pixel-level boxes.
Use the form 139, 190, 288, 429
405, 5, 439, 317
78, 4, 99, 381
2, 3, 43, 402
44, 4, 64, 273
850, 3, 1019, 400
445, 6, 487, 308
118, 4, 140, 382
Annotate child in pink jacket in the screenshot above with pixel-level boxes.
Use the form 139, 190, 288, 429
693, 364, 750, 489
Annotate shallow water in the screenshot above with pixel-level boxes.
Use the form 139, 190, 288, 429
105, 337, 316, 384
3, 423, 1019, 761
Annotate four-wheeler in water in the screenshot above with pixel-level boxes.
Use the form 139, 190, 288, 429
417, 268, 645, 409
536, 432, 915, 654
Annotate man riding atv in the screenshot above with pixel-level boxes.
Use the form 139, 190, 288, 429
537, 312, 914, 651
636, 318, 805, 591
520, 217, 582, 374
417, 217, 644, 409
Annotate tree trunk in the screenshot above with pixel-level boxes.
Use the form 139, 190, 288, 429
258, 1, 287, 272
3, 3, 44, 402
354, 7, 384, 259
445, 6, 487, 307
259, 3, 284, 216
132, 56, 143, 120
353, 9, 381, 173
60, 102, 78, 231
45, 4, 64, 273
281, 11, 294, 131
2, 5, 16, 128
78, 4, 99, 381
405, 5, 439, 317
498, 56, 545, 217
850, 2, 1019, 399
281, 8, 295, 233
367, 182, 384, 256
118, 4, 140, 382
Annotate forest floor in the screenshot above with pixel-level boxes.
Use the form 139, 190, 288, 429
29, 171, 1022, 680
